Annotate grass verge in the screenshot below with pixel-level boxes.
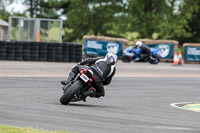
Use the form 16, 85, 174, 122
0, 125, 76, 133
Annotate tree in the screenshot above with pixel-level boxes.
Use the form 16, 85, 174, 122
22, 0, 71, 18
64, 0, 126, 42
0, 0, 13, 21
39, 0, 71, 19
178, 0, 200, 43
63, 0, 195, 42
119, 0, 193, 41
3, 0, 199, 43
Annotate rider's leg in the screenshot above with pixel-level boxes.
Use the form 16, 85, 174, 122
140, 54, 149, 62
61, 65, 79, 85
82, 82, 105, 102
92, 82, 105, 98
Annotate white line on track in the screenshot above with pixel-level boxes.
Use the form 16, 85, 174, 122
170, 102, 200, 113
152, 125, 198, 131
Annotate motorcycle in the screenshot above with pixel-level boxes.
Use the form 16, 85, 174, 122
121, 47, 134, 62
60, 68, 95, 105
122, 48, 160, 64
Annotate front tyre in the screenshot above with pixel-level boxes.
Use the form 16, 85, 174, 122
122, 55, 131, 62
60, 80, 84, 105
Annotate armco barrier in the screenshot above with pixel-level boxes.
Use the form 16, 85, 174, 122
0, 41, 83, 63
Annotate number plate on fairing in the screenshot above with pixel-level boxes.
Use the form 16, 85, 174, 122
80, 73, 89, 82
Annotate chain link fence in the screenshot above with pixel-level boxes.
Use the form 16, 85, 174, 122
8, 16, 63, 42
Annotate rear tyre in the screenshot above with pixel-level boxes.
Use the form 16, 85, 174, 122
149, 55, 160, 64
60, 80, 84, 105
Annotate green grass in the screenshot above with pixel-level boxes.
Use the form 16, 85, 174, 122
0, 125, 77, 133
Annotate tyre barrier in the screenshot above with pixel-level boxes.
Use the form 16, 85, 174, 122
6, 41, 15, 60
0, 41, 6, 60
62, 43, 69, 62
55, 43, 62, 62
68, 43, 75, 62
30, 42, 39, 61
23, 41, 30, 61
39, 42, 47, 61
75, 43, 82, 62
15, 41, 23, 61
47, 42, 56, 62
0, 41, 82, 62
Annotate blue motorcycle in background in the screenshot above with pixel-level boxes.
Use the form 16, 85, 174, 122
122, 47, 160, 64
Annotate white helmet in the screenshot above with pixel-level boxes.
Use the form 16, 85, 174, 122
105, 52, 118, 63
135, 41, 143, 48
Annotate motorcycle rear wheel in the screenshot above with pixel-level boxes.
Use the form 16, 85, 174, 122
60, 80, 84, 105
149, 55, 160, 64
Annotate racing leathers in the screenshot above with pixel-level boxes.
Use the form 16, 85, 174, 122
138, 44, 151, 61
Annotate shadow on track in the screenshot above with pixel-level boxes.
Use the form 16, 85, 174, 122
56, 102, 121, 109
68, 103, 109, 108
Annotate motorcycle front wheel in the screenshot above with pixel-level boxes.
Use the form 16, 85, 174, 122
60, 80, 84, 105
122, 55, 132, 62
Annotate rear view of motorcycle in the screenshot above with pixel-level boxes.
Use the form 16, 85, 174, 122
60, 68, 95, 105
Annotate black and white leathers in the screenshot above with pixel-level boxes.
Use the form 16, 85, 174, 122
79, 56, 116, 85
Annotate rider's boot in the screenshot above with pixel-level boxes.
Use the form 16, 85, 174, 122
82, 91, 95, 102
61, 72, 76, 85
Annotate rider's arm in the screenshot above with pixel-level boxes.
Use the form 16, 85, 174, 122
79, 57, 103, 65
103, 67, 116, 85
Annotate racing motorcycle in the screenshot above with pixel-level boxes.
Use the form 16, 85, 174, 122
60, 68, 95, 105
122, 48, 160, 64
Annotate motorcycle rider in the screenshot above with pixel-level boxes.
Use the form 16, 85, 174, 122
61, 52, 117, 101
134, 41, 151, 62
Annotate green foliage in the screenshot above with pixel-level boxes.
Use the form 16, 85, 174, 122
0, 0, 12, 21
0, 9, 10, 22
63, 0, 196, 43
63, 0, 126, 42
125, 0, 193, 40
177, 0, 200, 43
1, 0, 200, 44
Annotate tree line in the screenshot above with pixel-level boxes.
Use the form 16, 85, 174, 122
1, 0, 200, 45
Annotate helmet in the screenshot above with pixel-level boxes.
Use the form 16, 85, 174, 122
135, 41, 143, 48
105, 52, 118, 63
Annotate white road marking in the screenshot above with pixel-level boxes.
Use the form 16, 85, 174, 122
170, 102, 200, 113
152, 126, 198, 131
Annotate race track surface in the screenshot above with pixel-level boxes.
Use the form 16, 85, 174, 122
0, 60, 200, 133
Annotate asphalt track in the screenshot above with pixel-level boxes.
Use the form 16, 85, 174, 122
0, 60, 200, 133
